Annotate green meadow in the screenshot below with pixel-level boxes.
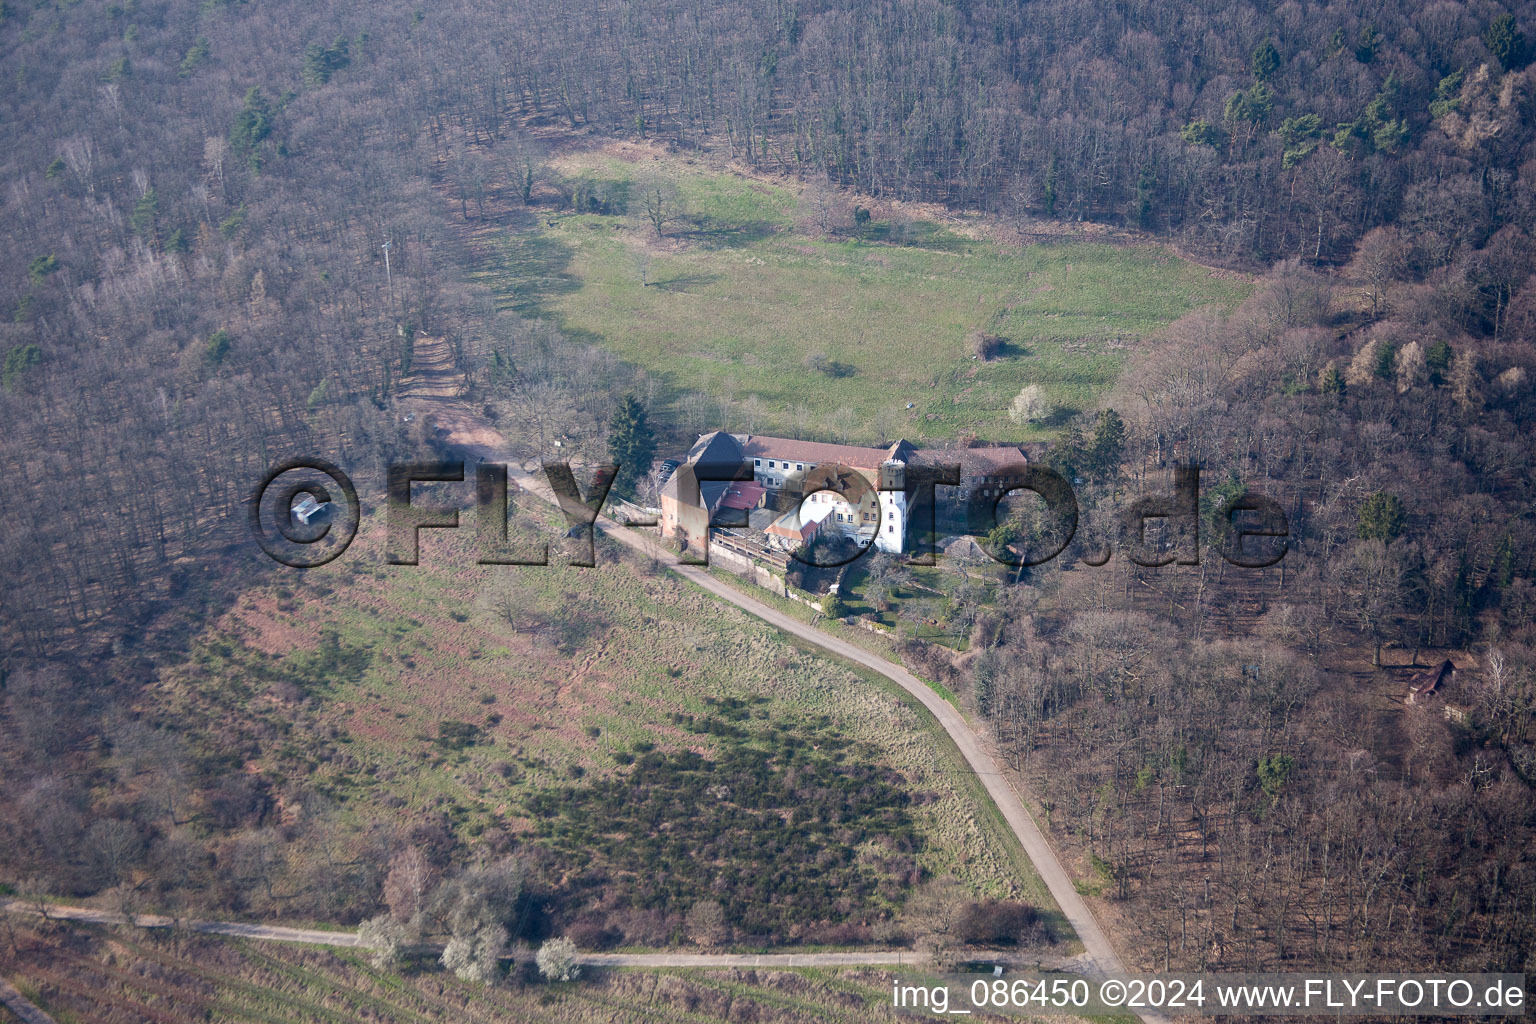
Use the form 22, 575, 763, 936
479, 150, 1251, 444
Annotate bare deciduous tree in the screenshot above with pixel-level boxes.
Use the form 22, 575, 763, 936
631, 170, 685, 237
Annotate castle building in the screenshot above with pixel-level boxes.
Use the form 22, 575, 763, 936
660, 431, 1029, 557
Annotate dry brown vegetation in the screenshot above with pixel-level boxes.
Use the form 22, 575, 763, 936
955, 258, 1536, 974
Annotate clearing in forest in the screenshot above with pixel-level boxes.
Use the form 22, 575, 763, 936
477, 148, 1252, 444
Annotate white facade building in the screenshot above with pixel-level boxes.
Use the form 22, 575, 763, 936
669, 432, 1029, 557
738, 435, 916, 554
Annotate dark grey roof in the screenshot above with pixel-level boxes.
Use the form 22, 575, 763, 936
661, 432, 749, 512
659, 462, 732, 511
687, 430, 746, 471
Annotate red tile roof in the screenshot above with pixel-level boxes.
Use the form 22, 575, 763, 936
718, 480, 766, 510
740, 435, 905, 471
766, 511, 820, 541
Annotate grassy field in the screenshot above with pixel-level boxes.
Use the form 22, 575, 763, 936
478, 148, 1251, 444
148, 502, 1056, 940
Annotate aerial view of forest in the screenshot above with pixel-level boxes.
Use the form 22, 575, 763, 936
1, 0, 1534, 1021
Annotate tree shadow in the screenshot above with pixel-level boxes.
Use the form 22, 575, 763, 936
855, 220, 974, 253
648, 272, 721, 293
1041, 405, 1079, 427
682, 217, 780, 249
981, 337, 1031, 360
486, 230, 583, 319
567, 176, 632, 216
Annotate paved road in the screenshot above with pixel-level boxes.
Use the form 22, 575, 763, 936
9, 358, 1154, 1024
471, 457, 1132, 980
472, 460, 1171, 1022
416, 349, 1161, 1020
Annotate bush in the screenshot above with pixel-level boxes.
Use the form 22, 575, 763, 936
536, 936, 581, 982
685, 899, 728, 946
969, 331, 1005, 360
359, 913, 416, 970
441, 924, 506, 983
437, 720, 483, 749
566, 919, 622, 949
956, 900, 1040, 946
1007, 383, 1051, 424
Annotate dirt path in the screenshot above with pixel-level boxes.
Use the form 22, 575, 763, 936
2, 900, 1086, 972
1, 901, 361, 948
0, 976, 58, 1024
397, 339, 1152, 1006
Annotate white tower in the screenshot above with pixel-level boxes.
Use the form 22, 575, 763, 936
876, 459, 909, 554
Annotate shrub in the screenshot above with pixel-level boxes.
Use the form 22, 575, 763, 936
566, 919, 622, 949
535, 936, 581, 982
969, 331, 1005, 360
685, 899, 728, 947
359, 913, 416, 969
442, 924, 506, 983
1007, 383, 1051, 424
804, 352, 856, 378
956, 900, 1040, 946
437, 720, 483, 749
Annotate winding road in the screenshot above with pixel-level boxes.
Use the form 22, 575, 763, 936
396, 341, 1141, 992
2, 346, 1153, 1024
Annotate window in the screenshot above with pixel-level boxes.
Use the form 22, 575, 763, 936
768, 460, 776, 468
754, 459, 761, 467
887, 525, 893, 533
796, 463, 803, 471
